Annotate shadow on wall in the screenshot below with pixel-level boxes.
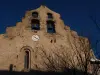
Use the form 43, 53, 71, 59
0, 65, 92, 75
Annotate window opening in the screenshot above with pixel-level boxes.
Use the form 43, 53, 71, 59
47, 21, 55, 33
31, 19, 40, 30
47, 13, 53, 19
32, 12, 38, 18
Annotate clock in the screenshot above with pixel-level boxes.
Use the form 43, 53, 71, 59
32, 35, 39, 41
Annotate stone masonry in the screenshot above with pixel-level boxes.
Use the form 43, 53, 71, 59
0, 5, 94, 72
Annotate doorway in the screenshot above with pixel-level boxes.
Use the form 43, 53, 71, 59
20, 46, 32, 71
24, 51, 29, 69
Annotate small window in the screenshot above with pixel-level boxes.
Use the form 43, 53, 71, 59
47, 13, 53, 19
47, 21, 55, 33
31, 19, 40, 30
32, 12, 38, 18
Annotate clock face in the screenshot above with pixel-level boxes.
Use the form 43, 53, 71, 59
32, 35, 39, 41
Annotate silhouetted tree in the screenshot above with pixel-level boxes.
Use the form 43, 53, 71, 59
39, 37, 91, 75
89, 15, 100, 75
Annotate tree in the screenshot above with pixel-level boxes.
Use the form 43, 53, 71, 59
89, 15, 100, 75
37, 32, 93, 75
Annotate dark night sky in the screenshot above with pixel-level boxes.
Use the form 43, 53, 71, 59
0, 0, 100, 58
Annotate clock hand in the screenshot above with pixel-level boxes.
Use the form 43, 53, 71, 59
34, 37, 39, 39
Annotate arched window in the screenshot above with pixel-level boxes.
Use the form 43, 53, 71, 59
47, 21, 55, 33
31, 19, 40, 30
32, 12, 38, 18
47, 13, 53, 19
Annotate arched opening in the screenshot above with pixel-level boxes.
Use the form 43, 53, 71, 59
31, 19, 40, 30
20, 46, 33, 71
32, 12, 38, 18
47, 20, 56, 33
24, 50, 29, 69
47, 13, 53, 19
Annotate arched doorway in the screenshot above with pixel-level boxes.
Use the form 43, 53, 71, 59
24, 51, 29, 69
20, 46, 33, 71
23, 48, 31, 70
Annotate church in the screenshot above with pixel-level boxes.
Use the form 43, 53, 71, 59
0, 5, 94, 72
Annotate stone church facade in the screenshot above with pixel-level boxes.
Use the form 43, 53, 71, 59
0, 5, 94, 72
